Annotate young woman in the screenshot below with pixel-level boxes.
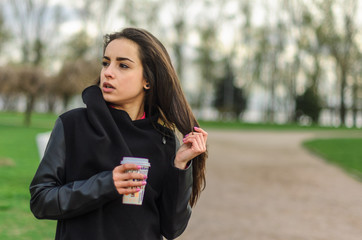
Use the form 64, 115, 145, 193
30, 28, 208, 240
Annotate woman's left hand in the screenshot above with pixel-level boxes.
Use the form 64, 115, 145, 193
174, 127, 208, 169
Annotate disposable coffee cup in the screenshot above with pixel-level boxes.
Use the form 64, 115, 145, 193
120, 157, 150, 205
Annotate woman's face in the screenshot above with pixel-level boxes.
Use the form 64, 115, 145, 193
100, 38, 148, 109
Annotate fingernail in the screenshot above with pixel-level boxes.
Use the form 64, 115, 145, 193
184, 134, 189, 138
137, 165, 141, 169
194, 126, 199, 130
143, 175, 148, 179
136, 188, 141, 192
142, 181, 147, 185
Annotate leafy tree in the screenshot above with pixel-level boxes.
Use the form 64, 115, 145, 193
194, 24, 218, 113
295, 86, 322, 124
214, 59, 247, 121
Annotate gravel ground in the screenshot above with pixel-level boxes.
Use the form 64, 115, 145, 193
178, 130, 362, 240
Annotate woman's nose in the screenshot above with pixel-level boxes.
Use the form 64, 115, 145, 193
104, 65, 115, 79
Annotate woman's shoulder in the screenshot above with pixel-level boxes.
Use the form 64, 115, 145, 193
59, 107, 87, 121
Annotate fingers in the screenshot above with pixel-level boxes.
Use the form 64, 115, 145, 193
182, 127, 208, 154
194, 126, 208, 142
183, 136, 206, 154
112, 164, 148, 195
184, 127, 208, 142
115, 179, 146, 189
115, 163, 147, 180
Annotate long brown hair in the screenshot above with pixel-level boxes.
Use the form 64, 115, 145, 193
102, 28, 207, 207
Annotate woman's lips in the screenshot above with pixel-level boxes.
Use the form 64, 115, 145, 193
103, 82, 115, 93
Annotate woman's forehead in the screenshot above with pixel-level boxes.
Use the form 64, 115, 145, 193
104, 38, 140, 61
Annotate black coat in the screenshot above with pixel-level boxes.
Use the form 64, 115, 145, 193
30, 85, 192, 240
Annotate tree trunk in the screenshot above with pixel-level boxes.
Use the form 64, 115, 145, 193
24, 94, 35, 126
63, 94, 71, 111
268, 70, 276, 123
47, 95, 57, 113
174, 42, 183, 83
339, 67, 347, 126
352, 76, 358, 127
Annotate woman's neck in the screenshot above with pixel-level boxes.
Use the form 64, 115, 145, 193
110, 103, 145, 120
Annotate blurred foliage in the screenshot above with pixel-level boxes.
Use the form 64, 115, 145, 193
54, 59, 100, 109
295, 86, 322, 124
0, 10, 10, 54
213, 59, 247, 121
0, 0, 361, 127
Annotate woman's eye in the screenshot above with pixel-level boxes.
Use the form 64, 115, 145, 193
119, 63, 129, 69
102, 61, 109, 67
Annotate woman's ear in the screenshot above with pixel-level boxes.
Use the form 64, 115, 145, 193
144, 81, 150, 90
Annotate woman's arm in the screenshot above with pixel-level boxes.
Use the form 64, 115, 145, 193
159, 127, 207, 239
29, 118, 119, 220
159, 158, 193, 239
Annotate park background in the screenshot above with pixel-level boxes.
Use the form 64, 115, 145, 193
0, 0, 362, 239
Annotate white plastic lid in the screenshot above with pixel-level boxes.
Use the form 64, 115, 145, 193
120, 157, 150, 167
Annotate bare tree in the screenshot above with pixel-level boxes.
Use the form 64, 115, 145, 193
168, 0, 192, 83
120, 0, 162, 32
194, 24, 218, 113
240, 0, 288, 123
237, 0, 254, 101
5, 0, 64, 124
0, 66, 19, 111
292, 5, 326, 125
121, 0, 138, 26
65, 30, 94, 60
6, 0, 63, 65
69, 0, 116, 60
350, 50, 362, 127
280, 0, 305, 122
193, 0, 229, 117
315, 0, 359, 126
143, 1, 162, 32
0, 5, 10, 55
54, 59, 99, 110
13, 66, 46, 126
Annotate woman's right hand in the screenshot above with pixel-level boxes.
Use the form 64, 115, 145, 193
112, 164, 147, 195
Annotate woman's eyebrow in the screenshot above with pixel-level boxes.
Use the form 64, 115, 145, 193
102, 56, 135, 63
116, 57, 135, 63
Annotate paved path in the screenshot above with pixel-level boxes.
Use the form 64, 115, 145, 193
178, 130, 362, 240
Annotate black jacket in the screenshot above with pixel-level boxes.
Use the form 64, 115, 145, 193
30, 86, 192, 240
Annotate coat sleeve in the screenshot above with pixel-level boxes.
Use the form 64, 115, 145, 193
29, 118, 120, 220
159, 136, 193, 240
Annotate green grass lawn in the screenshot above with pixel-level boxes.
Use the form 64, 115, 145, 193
0, 112, 57, 240
303, 138, 362, 180
0, 111, 361, 239
199, 119, 357, 131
